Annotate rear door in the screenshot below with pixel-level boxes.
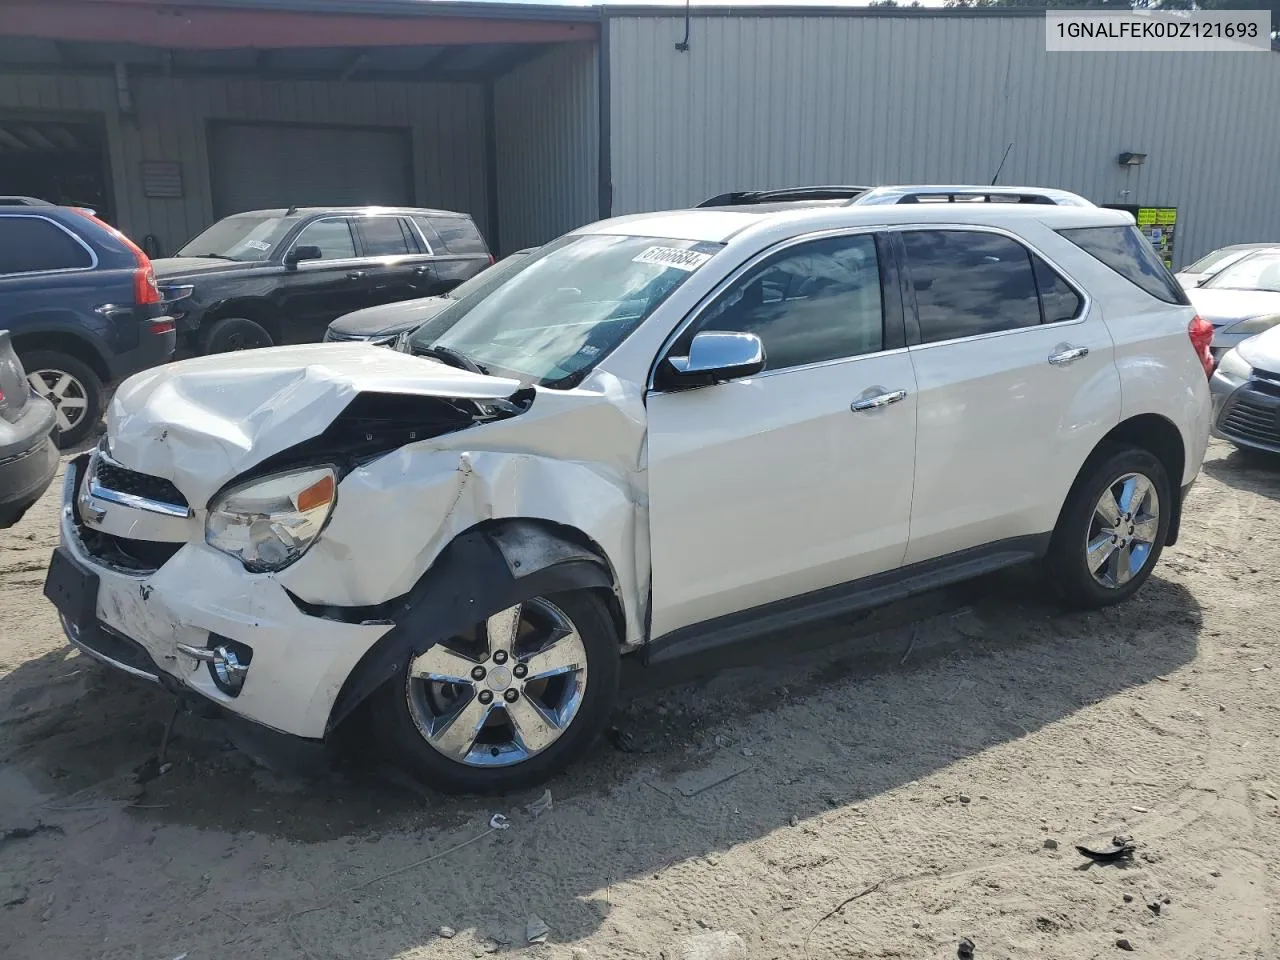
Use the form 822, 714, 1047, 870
276, 217, 369, 343
353, 214, 435, 306
419, 215, 490, 292
899, 227, 1121, 564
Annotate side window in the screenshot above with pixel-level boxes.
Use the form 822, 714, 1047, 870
683, 234, 884, 371
903, 230, 1041, 344
429, 216, 489, 256
0, 217, 93, 274
291, 219, 356, 261
1057, 225, 1188, 305
1033, 256, 1084, 323
357, 216, 414, 257
412, 216, 443, 252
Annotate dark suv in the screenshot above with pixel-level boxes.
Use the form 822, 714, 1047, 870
153, 206, 493, 354
0, 204, 177, 447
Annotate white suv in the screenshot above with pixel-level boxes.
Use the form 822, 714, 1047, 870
43, 186, 1213, 793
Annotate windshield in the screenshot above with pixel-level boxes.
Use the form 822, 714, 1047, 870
407, 234, 722, 387
444, 250, 534, 301
177, 215, 298, 262
1183, 249, 1249, 276
1204, 252, 1280, 292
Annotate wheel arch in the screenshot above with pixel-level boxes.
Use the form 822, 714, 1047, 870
204, 297, 281, 344
11, 330, 111, 383
1058, 413, 1187, 547
321, 517, 625, 736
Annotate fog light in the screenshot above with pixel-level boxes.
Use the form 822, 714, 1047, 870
176, 636, 253, 696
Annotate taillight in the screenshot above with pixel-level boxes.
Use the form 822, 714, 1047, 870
68, 208, 162, 305
487, 254, 495, 266
1188, 314, 1214, 378
149, 319, 175, 335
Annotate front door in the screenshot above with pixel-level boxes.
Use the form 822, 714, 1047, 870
276, 217, 370, 343
646, 232, 918, 640
897, 227, 1121, 565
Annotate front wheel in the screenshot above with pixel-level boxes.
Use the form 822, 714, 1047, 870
372, 590, 620, 794
200, 316, 273, 354
1047, 445, 1172, 609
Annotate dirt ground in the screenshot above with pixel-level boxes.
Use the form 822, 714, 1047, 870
2, 439, 1278, 960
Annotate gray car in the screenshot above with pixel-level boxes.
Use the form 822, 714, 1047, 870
1175, 242, 1278, 289
325, 248, 536, 345
1186, 248, 1280, 362
1209, 323, 1280, 454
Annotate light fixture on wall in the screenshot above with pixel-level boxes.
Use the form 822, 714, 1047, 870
1118, 152, 1147, 167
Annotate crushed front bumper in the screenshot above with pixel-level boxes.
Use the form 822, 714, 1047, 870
43, 460, 392, 739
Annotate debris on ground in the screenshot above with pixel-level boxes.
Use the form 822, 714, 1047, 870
1147, 900, 1161, 915
957, 936, 975, 959
526, 914, 549, 943
4, 887, 29, 908
1123, 894, 1134, 903
607, 726, 637, 753
488, 814, 510, 831
439, 926, 456, 939
526, 789, 553, 819
1075, 833, 1136, 862
1043, 839, 1059, 850
1115, 937, 1134, 951
668, 930, 747, 960
958, 795, 971, 804
0, 823, 64, 851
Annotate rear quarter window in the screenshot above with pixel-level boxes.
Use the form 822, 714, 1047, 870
1058, 225, 1189, 306
427, 216, 489, 256
0, 216, 93, 274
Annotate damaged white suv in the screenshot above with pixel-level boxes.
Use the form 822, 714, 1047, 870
44, 186, 1212, 792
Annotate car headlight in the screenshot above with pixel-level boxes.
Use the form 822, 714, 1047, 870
205, 466, 337, 571
1215, 347, 1253, 384
1225, 314, 1280, 337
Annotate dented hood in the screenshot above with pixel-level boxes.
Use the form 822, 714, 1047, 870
107, 342, 523, 506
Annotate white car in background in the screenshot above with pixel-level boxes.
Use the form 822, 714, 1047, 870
1175, 242, 1278, 289
1210, 324, 1280, 455
1186, 248, 1280, 362
44, 186, 1212, 793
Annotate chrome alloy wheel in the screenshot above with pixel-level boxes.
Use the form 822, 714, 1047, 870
405, 598, 589, 767
27, 368, 89, 433
1086, 471, 1160, 589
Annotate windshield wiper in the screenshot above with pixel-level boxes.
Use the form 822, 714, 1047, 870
415, 344, 489, 375
189, 253, 235, 260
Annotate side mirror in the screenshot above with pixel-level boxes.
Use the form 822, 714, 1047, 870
285, 245, 323, 268
657, 331, 765, 390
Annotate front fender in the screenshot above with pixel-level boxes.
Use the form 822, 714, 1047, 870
322, 520, 613, 734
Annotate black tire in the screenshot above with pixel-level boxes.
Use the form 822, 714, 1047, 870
1047, 445, 1172, 610
371, 589, 620, 794
199, 317, 273, 354
20, 349, 104, 449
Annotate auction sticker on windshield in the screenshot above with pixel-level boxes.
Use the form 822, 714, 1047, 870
633, 246, 713, 271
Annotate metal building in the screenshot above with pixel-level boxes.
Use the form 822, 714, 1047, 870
1, 1, 1277, 266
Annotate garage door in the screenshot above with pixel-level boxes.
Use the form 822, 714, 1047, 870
209, 122, 413, 217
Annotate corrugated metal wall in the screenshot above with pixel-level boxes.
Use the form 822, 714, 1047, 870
608, 14, 1280, 267
0, 72, 488, 253
494, 42, 599, 254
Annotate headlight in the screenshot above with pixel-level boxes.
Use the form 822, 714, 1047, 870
205, 466, 337, 571
1225, 314, 1280, 337
1215, 348, 1253, 383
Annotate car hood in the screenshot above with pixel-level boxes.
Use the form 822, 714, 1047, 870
1237, 324, 1280, 371
151, 257, 267, 279
329, 296, 453, 338
106, 342, 525, 506
1188, 288, 1280, 326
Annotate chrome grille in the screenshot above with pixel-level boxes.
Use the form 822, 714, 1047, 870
94, 456, 188, 510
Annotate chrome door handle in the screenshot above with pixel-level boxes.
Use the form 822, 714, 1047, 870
347, 270, 367, 280
850, 389, 907, 412
1048, 346, 1089, 365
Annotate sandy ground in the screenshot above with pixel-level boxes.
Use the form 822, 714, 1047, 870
2, 438, 1279, 960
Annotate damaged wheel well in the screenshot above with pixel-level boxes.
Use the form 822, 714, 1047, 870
315, 517, 628, 737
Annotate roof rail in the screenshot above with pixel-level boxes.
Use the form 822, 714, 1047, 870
850, 185, 1093, 207
695, 185, 873, 207
0, 195, 55, 207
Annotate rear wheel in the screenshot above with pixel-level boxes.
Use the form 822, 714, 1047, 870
1047, 446, 1171, 609
372, 590, 620, 794
21, 350, 104, 449
200, 316, 273, 354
